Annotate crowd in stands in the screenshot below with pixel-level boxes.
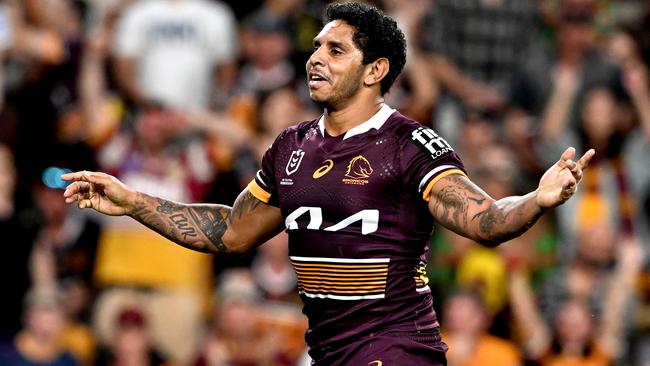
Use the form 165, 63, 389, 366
0, 0, 648, 365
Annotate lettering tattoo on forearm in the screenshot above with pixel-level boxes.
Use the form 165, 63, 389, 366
129, 191, 265, 254
128, 193, 231, 253
156, 201, 200, 241
169, 214, 198, 240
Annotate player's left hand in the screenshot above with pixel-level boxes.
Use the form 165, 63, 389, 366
536, 147, 595, 208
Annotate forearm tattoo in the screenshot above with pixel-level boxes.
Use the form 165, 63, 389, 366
433, 175, 542, 246
129, 192, 233, 253
186, 206, 229, 252
476, 197, 541, 245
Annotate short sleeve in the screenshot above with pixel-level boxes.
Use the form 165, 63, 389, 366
247, 134, 283, 206
402, 126, 466, 201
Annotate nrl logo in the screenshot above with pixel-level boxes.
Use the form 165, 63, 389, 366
286, 149, 305, 175
343, 155, 373, 185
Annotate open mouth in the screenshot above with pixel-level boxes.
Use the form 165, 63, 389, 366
308, 72, 328, 88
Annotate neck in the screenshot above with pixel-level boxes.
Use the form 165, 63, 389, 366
323, 95, 384, 136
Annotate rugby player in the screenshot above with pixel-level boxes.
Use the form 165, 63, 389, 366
63, 3, 594, 365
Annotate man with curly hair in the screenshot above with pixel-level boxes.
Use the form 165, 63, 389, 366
63, 2, 593, 365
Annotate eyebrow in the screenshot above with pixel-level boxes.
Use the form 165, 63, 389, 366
313, 39, 347, 50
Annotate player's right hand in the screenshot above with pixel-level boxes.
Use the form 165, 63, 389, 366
62, 171, 136, 216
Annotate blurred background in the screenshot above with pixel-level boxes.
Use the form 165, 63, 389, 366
0, 0, 648, 365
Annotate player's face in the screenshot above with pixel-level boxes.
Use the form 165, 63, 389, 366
306, 20, 366, 109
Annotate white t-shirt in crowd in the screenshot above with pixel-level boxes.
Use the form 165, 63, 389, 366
113, 0, 238, 109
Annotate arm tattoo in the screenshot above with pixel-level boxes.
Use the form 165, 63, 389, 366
432, 175, 486, 231
187, 206, 229, 252
128, 192, 233, 253
232, 190, 263, 220
155, 200, 199, 240
474, 196, 543, 245
432, 175, 543, 246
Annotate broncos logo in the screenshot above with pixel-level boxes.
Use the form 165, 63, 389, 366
345, 155, 373, 179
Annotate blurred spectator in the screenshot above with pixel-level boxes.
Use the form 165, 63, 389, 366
509, 236, 644, 365
253, 86, 317, 158
238, 0, 323, 74
604, 24, 650, 244
111, 0, 238, 110
29, 183, 100, 289
421, 0, 539, 142
29, 183, 100, 365
92, 106, 216, 363
536, 219, 636, 333
0, 286, 80, 366
508, 0, 626, 175
194, 268, 299, 366
250, 232, 298, 302
441, 288, 522, 366
95, 306, 170, 366
78, 0, 130, 150
0, 144, 35, 340
239, 9, 296, 95
6, 0, 96, 189
452, 109, 500, 174
537, 82, 643, 252
382, 0, 439, 124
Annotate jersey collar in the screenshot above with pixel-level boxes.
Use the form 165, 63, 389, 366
318, 104, 396, 140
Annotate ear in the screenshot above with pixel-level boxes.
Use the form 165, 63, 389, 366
363, 58, 390, 88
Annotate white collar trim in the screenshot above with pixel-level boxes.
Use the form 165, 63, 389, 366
317, 104, 396, 140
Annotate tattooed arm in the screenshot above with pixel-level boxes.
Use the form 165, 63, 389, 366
429, 147, 594, 246
429, 175, 543, 246
62, 171, 284, 254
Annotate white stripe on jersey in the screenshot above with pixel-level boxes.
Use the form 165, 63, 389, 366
256, 170, 268, 188
290, 256, 390, 264
299, 291, 386, 301
416, 285, 431, 293
418, 165, 457, 193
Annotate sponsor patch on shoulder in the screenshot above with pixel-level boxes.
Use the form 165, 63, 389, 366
410, 127, 453, 159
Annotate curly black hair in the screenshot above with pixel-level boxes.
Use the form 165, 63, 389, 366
325, 2, 406, 95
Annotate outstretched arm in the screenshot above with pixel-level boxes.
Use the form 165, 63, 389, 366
429, 147, 594, 246
63, 171, 284, 254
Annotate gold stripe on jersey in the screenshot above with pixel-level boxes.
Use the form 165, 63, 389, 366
422, 169, 467, 201
247, 179, 271, 203
290, 256, 390, 300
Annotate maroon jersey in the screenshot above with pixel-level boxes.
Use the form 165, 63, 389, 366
248, 105, 466, 352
